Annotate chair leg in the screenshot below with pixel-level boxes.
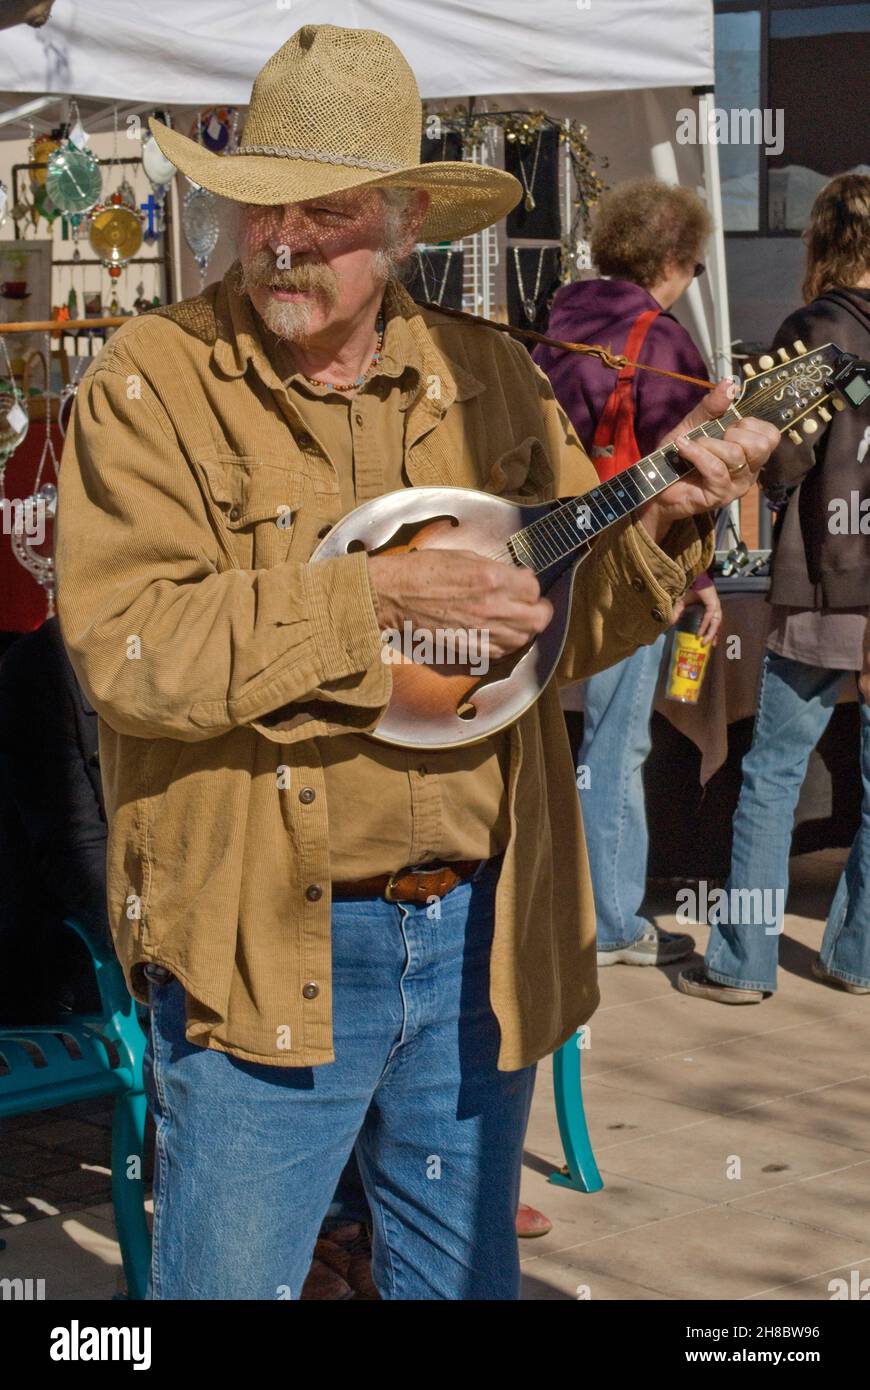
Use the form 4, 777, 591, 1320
111, 1088, 152, 1300
548, 1032, 604, 1193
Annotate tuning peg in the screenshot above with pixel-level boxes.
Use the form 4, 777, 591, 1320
742, 362, 757, 377
776, 347, 790, 362
818, 406, 832, 422
758, 354, 775, 369
793, 339, 808, 354
787, 429, 803, 444
802, 417, 818, 435
832, 396, 846, 411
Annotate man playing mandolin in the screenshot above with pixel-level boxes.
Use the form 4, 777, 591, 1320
55, 25, 780, 1301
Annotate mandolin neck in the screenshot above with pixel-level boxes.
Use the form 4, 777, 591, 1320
508, 405, 744, 574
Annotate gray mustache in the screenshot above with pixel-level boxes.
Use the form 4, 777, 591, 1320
241, 251, 337, 294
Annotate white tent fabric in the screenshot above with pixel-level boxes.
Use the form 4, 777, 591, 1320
0, 0, 714, 104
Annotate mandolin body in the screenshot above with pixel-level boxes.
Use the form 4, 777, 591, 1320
310, 487, 590, 749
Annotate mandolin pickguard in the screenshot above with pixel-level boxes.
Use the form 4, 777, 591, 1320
310, 487, 589, 748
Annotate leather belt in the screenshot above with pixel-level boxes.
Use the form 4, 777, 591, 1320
332, 859, 483, 904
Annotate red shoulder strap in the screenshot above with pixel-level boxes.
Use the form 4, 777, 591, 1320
591, 308, 660, 481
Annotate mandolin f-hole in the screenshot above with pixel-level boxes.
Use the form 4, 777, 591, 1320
365, 514, 460, 556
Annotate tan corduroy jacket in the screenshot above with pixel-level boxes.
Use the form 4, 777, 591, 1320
55, 267, 713, 1070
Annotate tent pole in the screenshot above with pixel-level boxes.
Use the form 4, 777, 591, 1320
695, 86, 740, 539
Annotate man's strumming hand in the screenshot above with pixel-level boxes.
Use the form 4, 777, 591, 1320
367, 549, 553, 661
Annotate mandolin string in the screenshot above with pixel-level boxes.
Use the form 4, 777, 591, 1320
479, 374, 838, 568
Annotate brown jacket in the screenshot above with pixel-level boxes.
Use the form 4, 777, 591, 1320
55, 267, 712, 1070
764, 287, 870, 609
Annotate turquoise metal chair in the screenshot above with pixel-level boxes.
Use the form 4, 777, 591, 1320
549, 1028, 604, 1193
0, 916, 151, 1298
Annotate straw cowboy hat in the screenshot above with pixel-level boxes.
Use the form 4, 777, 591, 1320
149, 24, 522, 243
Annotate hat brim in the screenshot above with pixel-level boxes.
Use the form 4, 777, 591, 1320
149, 118, 521, 243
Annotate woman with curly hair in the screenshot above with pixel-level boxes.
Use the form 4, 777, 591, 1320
534, 178, 722, 967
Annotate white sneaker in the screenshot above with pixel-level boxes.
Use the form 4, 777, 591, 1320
597, 924, 695, 967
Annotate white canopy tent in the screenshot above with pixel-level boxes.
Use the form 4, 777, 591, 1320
0, 0, 729, 371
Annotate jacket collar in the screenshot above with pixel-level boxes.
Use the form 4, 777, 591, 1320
211, 262, 484, 412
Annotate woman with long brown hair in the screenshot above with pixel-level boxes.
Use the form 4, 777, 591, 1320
681, 172, 870, 1004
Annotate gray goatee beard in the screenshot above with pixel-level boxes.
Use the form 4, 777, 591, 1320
238, 251, 341, 343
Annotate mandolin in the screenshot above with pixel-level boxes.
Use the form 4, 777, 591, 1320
311, 341, 870, 749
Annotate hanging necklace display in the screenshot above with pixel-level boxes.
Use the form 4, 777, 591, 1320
88, 119, 145, 282
89, 182, 145, 280
139, 189, 164, 246
513, 246, 546, 324
0, 331, 29, 467
30, 132, 60, 191
45, 104, 102, 216
514, 129, 543, 212
142, 131, 177, 191
141, 127, 175, 246
182, 185, 220, 284
58, 351, 87, 438
9, 336, 59, 615
29, 128, 64, 227
193, 107, 239, 154
182, 113, 221, 285
415, 250, 453, 307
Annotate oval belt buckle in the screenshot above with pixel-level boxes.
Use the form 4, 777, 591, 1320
384, 871, 404, 903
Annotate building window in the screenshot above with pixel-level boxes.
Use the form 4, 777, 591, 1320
715, 1, 868, 236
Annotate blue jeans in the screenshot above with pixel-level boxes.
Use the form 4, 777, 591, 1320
705, 650, 870, 992
578, 634, 668, 950
143, 858, 536, 1300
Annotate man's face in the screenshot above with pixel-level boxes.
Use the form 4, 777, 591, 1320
239, 186, 412, 342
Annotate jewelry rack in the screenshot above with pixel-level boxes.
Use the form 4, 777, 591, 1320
421, 105, 607, 324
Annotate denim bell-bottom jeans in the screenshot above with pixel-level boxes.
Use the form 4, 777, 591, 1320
143, 857, 537, 1300
705, 650, 870, 992
578, 634, 668, 951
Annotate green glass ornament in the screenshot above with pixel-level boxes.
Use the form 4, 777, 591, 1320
45, 141, 102, 216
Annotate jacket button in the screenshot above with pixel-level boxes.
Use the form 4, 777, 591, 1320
305, 883, 323, 902
228, 505, 242, 522
631, 576, 644, 592
297, 432, 312, 448
299, 787, 316, 804
354, 412, 364, 427
302, 982, 320, 1000
651, 607, 665, 622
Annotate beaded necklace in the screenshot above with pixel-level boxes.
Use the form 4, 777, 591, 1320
298, 311, 385, 392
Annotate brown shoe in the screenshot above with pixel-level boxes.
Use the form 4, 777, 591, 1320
516, 1203, 552, 1238
300, 1254, 355, 1301
812, 958, 870, 994
677, 966, 766, 1004
319, 1222, 381, 1301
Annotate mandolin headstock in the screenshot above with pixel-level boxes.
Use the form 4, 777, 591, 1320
736, 340, 870, 441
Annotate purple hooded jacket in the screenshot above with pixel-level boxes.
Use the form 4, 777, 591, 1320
532, 277, 713, 587
532, 278, 711, 456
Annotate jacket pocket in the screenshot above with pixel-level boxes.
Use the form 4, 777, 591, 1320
191, 455, 309, 569
483, 436, 554, 501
